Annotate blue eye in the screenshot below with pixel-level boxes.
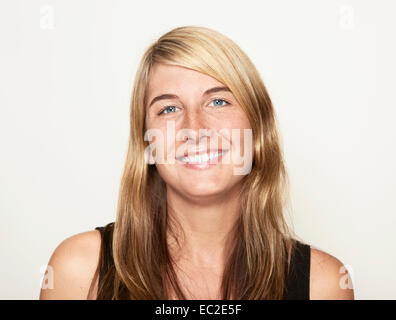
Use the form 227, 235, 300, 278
209, 99, 229, 108
158, 106, 180, 115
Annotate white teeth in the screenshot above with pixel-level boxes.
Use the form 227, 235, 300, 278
179, 151, 224, 163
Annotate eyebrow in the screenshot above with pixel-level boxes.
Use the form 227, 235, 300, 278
148, 86, 232, 108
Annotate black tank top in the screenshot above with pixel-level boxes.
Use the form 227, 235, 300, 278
95, 223, 311, 300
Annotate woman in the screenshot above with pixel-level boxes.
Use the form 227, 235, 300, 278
40, 26, 354, 300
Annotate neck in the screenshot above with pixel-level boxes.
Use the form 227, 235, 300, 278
166, 184, 242, 268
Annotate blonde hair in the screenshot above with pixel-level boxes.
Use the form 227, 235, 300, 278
93, 25, 299, 299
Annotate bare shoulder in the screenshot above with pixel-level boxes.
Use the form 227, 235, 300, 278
310, 247, 354, 300
39, 229, 102, 300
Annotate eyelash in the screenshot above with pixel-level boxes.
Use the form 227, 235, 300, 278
157, 98, 231, 116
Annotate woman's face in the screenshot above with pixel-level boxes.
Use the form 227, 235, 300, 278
145, 63, 253, 200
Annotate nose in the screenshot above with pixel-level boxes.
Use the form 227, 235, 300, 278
180, 109, 209, 143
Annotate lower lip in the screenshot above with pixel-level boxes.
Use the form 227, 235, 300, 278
176, 151, 229, 170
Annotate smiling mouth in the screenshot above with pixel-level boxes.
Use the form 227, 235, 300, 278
176, 150, 228, 164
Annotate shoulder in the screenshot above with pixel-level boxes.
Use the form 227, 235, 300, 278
309, 247, 354, 300
39, 229, 102, 300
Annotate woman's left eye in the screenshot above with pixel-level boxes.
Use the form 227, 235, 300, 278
209, 99, 229, 108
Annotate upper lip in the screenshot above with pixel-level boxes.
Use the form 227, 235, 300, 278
176, 148, 228, 159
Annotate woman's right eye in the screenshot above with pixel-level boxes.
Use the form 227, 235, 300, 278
158, 106, 180, 115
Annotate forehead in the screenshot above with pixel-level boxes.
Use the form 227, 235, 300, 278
146, 63, 225, 95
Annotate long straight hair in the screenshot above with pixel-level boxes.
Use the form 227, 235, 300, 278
92, 25, 299, 299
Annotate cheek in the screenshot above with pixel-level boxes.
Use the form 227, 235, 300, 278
145, 121, 169, 161
218, 109, 251, 131
222, 116, 252, 151
154, 162, 181, 187
223, 115, 253, 173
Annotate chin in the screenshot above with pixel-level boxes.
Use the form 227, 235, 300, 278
180, 181, 224, 198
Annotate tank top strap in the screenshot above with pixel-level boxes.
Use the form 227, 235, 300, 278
95, 222, 115, 286
284, 240, 311, 299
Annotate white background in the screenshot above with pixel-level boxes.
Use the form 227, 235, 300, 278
0, 0, 395, 299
